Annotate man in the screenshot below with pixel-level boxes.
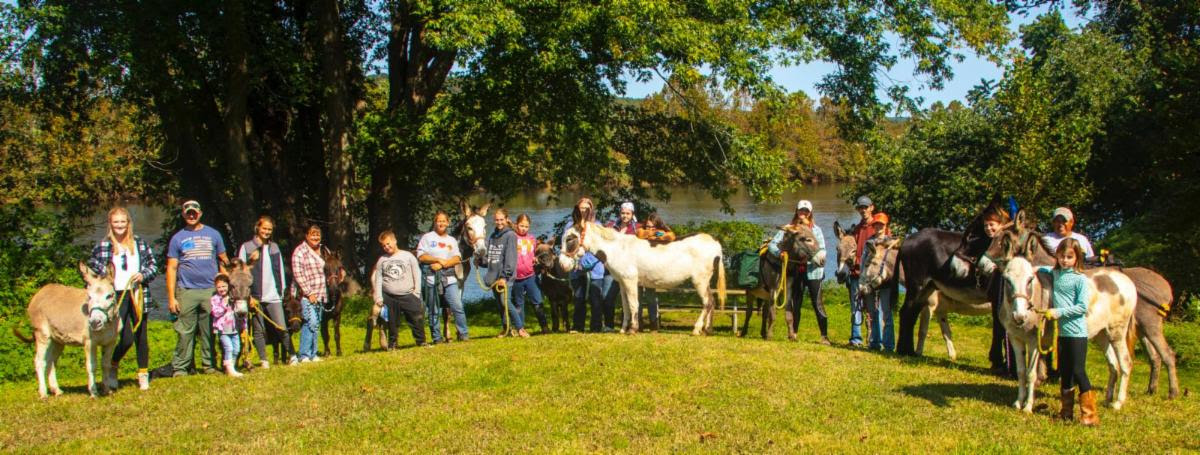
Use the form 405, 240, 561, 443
1044, 207, 1096, 261
167, 200, 229, 376
845, 195, 875, 347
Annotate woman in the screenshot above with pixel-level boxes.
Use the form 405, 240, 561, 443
417, 211, 469, 342
567, 197, 607, 333
511, 214, 548, 334
768, 200, 828, 344
236, 215, 293, 368
88, 207, 158, 390
291, 224, 327, 363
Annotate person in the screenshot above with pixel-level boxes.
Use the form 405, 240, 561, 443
568, 197, 606, 333
845, 195, 875, 347
769, 200, 829, 344
979, 203, 1014, 375
235, 216, 293, 368
863, 212, 896, 352
484, 208, 522, 337
88, 207, 158, 390
417, 211, 469, 343
1039, 238, 1099, 425
603, 202, 641, 330
210, 274, 244, 378
167, 200, 229, 377
1043, 207, 1096, 261
608, 202, 639, 235
633, 212, 677, 330
291, 224, 327, 363
510, 214, 549, 334
373, 230, 426, 348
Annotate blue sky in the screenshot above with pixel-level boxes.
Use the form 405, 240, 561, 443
621, 4, 1088, 108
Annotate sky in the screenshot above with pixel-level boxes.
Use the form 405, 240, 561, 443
620, 4, 1088, 108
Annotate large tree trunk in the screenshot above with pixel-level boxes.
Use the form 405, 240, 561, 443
221, 0, 257, 242
315, 0, 360, 277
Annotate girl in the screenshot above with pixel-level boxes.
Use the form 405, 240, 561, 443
484, 208, 520, 337
211, 274, 244, 377
568, 197, 606, 333
637, 212, 676, 245
236, 215, 292, 368
417, 211, 469, 342
88, 207, 158, 390
511, 214, 548, 334
292, 224, 327, 363
1041, 238, 1098, 425
768, 200, 828, 344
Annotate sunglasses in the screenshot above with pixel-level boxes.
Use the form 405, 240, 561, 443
119, 252, 128, 271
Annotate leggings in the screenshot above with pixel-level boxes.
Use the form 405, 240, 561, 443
1058, 337, 1092, 392
112, 291, 149, 369
251, 300, 293, 361
790, 278, 828, 337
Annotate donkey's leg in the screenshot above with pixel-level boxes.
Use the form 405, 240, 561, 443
1110, 329, 1133, 409
916, 307, 931, 356
1010, 341, 1028, 410
320, 313, 331, 357
692, 285, 711, 336
1021, 344, 1039, 413
34, 339, 49, 399
762, 300, 774, 340
938, 315, 956, 361
334, 312, 343, 356
740, 296, 754, 338
46, 342, 64, 396
622, 283, 640, 334
1099, 337, 1119, 407
84, 341, 98, 397
1141, 336, 1161, 395
363, 317, 375, 352
1149, 329, 1180, 399
102, 341, 118, 393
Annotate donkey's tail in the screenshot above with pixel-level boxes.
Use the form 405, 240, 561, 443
1126, 312, 1138, 368
715, 255, 727, 311
12, 326, 34, 344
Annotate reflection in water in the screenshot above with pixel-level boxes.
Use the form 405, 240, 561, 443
86, 183, 862, 307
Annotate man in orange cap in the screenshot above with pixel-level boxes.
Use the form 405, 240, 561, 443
863, 212, 896, 351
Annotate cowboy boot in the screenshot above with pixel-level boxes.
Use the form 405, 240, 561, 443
1079, 390, 1099, 426
1059, 389, 1075, 421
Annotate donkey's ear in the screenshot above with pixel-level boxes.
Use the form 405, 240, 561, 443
478, 203, 490, 216
79, 261, 96, 281
885, 237, 902, 249
1013, 209, 1028, 231
460, 200, 472, 217
833, 220, 845, 238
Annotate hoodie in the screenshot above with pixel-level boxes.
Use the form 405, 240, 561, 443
484, 226, 518, 286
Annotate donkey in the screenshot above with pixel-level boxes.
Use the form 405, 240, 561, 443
860, 238, 991, 360
321, 251, 348, 356
535, 238, 573, 332
741, 225, 820, 340
13, 262, 121, 398
1000, 252, 1136, 412
453, 201, 490, 296
560, 221, 726, 335
226, 259, 256, 370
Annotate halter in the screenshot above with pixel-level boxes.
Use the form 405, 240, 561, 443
89, 293, 118, 326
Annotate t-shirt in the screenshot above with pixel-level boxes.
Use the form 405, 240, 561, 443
515, 232, 537, 280
168, 225, 226, 289
373, 251, 421, 302
416, 231, 460, 285
1043, 232, 1096, 260
111, 244, 139, 292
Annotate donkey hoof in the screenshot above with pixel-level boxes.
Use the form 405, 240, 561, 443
50, 387, 63, 396
691, 329, 702, 336
1110, 401, 1123, 410
1013, 401, 1022, 409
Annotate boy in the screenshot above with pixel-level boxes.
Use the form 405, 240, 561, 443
372, 230, 427, 348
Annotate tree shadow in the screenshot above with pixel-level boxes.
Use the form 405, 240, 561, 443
898, 382, 1014, 408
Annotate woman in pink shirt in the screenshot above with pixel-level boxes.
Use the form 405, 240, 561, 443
510, 214, 545, 336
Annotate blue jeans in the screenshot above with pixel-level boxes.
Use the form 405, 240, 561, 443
511, 276, 543, 331
572, 275, 605, 332
219, 333, 241, 362
299, 298, 322, 359
868, 286, 896, 351
847, 276, 864, 345
429, 282, 470, 340
601, 275, 617, 329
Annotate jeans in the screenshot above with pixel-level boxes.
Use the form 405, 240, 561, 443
298, 298, 322, 359
511, 276, 545, 331
847, 276, 864, 345
219, 333, 241, 362
867, 285, 896, 351
625, 287, 659, 329
601, 275, 617, 329
426, 281, 469, 342
572, 275, 605, 332
172, 287, 215, 374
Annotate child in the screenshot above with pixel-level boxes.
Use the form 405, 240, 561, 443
372, 230, 427, 348
863, 212, 894, 351
637, 212, 676, 245
511, 214, 546, 335
484, 208, 519, 337
1040, 238, 1097, 425
211, 274, 243, 377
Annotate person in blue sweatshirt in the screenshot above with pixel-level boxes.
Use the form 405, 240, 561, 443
566, 197, 608, 333
1039, 237, 1098, 426
484, 208, 519, 337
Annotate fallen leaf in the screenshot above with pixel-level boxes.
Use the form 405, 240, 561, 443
699, 432, 717, 442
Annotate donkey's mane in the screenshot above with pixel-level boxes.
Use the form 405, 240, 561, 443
588, 222, 618, 241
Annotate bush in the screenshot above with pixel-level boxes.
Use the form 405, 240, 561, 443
673, 220, 769, 260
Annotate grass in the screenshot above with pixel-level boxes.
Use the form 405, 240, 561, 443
1, 285, 1198, 452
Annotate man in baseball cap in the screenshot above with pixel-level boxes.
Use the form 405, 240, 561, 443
844, 195, 876, 347
1046, 206, 1095, 260
166, 198, 228, 376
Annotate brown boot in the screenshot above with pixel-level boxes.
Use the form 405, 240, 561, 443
1079, 390, 1099, 426
1059, 389, 1075, 421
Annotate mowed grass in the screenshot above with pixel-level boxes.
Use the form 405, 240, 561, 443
1, 286, 1198, 452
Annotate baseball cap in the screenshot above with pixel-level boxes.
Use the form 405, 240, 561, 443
796, 200, 813, 211
871, 212, 890, 225
855, 196, 873, 208
181, 200, 202, 214
1052, 207, 1073, 222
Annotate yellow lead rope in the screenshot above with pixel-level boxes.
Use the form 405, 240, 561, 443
475, 267, 513, 337
1036, 316, 1059, 371
115, 277, 145, 332
773, 252, 790, 310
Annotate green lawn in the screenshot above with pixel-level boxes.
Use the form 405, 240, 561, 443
1, 286, 1198, 452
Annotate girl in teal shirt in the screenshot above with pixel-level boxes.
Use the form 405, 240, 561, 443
1041, 237, 1098, 426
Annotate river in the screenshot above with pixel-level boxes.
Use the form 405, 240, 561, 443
83, 183, 860, 307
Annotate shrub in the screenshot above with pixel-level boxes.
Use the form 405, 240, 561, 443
673, 220, 769, 260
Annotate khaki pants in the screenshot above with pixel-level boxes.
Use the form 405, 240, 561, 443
172, 287, 215, 374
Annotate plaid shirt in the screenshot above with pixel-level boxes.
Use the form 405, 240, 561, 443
87, 236, 158, 307
291, 243, 327, 302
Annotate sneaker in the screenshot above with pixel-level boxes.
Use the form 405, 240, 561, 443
518, 329, 531, 338
173, 370, 188, 378
568, 330, 579, 334
311, 356, 322, 363
260, 361, 270, 370
137, 372, 150, 390
300, 357, 311, 363
289, 356, 300, 366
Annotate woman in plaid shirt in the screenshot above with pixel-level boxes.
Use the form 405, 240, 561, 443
291, 224, 327, 363
87, 207, 158, 390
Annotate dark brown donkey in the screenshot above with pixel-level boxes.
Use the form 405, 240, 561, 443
535, 238, 573, 332
321, 251, 348, 356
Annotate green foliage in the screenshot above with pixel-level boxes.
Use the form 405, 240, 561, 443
673, 220, 767, 259
0, 203, 86, 320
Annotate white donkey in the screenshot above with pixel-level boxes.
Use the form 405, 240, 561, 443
13, 261, 121, 398
1000, 255, 1136, 412
559, 222, 726, 335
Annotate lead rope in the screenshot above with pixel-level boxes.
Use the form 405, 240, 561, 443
476, 267, 513, 337
773, 252, 790, 310
115, 276, 145, 332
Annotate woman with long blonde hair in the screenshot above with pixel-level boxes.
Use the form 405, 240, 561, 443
87, 207, 158, 390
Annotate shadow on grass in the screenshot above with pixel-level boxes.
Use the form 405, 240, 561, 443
898, 382, 1014, 408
